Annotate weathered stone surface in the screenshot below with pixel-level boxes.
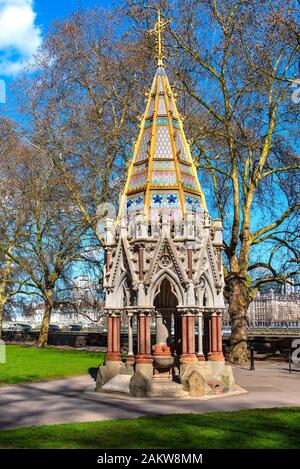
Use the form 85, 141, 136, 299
95, 362, 123, 391
129, 371, 152, 397
206, 379, 226, 394
102, 374, 131, 394
181, 363, 210, 391
95, 366, 113, 391
150, 379, 188, 398
187, 370, 206, 397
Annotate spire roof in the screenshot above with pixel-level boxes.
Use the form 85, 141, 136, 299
118, 15, 207, 223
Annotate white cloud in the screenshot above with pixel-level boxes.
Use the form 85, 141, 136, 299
0, 0, 42, 76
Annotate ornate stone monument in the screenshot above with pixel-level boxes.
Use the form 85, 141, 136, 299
96, 11, 237, 398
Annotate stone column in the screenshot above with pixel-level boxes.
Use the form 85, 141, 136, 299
138, 245, 144, 281
105, 248, 112, 273
106, 312, 121, 362
187, 248, 193, 279
180, 311, 198, 365
197, 311, 205, 361
135, 310, 153, 378
207, 311, 224, 361
126, 312, 135, 365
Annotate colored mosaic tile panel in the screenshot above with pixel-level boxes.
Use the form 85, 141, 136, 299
147, 98, 155, 117
156, 117, 169, 126
128, 172, 148, 191
172, 118, 180, 128
144, 119, 153, 128
157, 96, 167, 115
175, 130, 189, 162
180, 163, 194, 176
136, 128, 152, 162
132, 163, 148, 176
127, 194, 145, 211
158, 77, 164, 93
151, 192, 180, 208
185, 194, 203, 212
182, 173, 198, 191
151, 171, 177, 186
154, 127, 173, 159
153, 160, 175, 171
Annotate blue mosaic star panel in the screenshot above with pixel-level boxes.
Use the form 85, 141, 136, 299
185, 194, 203, 212
127, 194, 145, 212
151, 192, 180, 208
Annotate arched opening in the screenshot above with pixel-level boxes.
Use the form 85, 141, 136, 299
153, 277, 179, 355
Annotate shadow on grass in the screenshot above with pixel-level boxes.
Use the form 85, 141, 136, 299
0, 408, 299, 449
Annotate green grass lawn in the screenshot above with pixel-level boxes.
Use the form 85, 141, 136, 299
0, 345, 105, 385
0, 408, 299, 449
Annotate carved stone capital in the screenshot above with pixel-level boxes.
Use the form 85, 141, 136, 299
105, 308, 123, 317
177, 306, 200, 316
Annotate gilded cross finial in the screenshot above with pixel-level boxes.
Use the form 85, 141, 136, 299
149, 9, 171, 67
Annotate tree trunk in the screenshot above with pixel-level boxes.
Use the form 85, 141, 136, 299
0, 300, 5, 340
38, 292, 53, 348
225, 273, 249, 364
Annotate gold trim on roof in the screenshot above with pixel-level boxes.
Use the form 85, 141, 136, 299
149, 9, 171, 67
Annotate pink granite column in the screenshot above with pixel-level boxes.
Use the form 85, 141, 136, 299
208, 312, 224, 361
136, 312, 152, 364
180, 312, 198, 365
106, 313, 121, 361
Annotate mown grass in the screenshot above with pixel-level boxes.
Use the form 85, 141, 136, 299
0, 408, 299, 449
0, 344, 104, 384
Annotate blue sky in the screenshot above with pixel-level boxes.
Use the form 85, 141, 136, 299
0, 0, 120, 107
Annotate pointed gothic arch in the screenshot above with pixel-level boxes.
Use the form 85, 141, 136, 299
198, 273, 215, 307
149, 269, 184, 306
115, 272, 132, 307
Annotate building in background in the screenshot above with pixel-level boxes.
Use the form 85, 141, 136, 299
223, 279, 300, 327
11, 275, 105, 328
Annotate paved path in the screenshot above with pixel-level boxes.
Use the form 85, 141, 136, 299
0, 361, 299, 429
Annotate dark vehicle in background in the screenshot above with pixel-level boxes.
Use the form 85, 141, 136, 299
3, 323, 24, 332
15, 323, 32, 332
69, 324, 82, 332
48, 324, 61, 332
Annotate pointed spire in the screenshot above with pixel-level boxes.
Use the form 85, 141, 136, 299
117, 13, 207, 224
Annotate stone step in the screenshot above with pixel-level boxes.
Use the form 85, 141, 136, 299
149, 379, 188, 398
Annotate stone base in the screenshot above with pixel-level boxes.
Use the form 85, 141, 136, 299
180, 360, 237, 396
149, 378, 188, 398
96, 357, 241, 399
95, 359, 124, 391
135, 359, 153, 379
129, 370, 152, 397
102, 374, 131, 394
